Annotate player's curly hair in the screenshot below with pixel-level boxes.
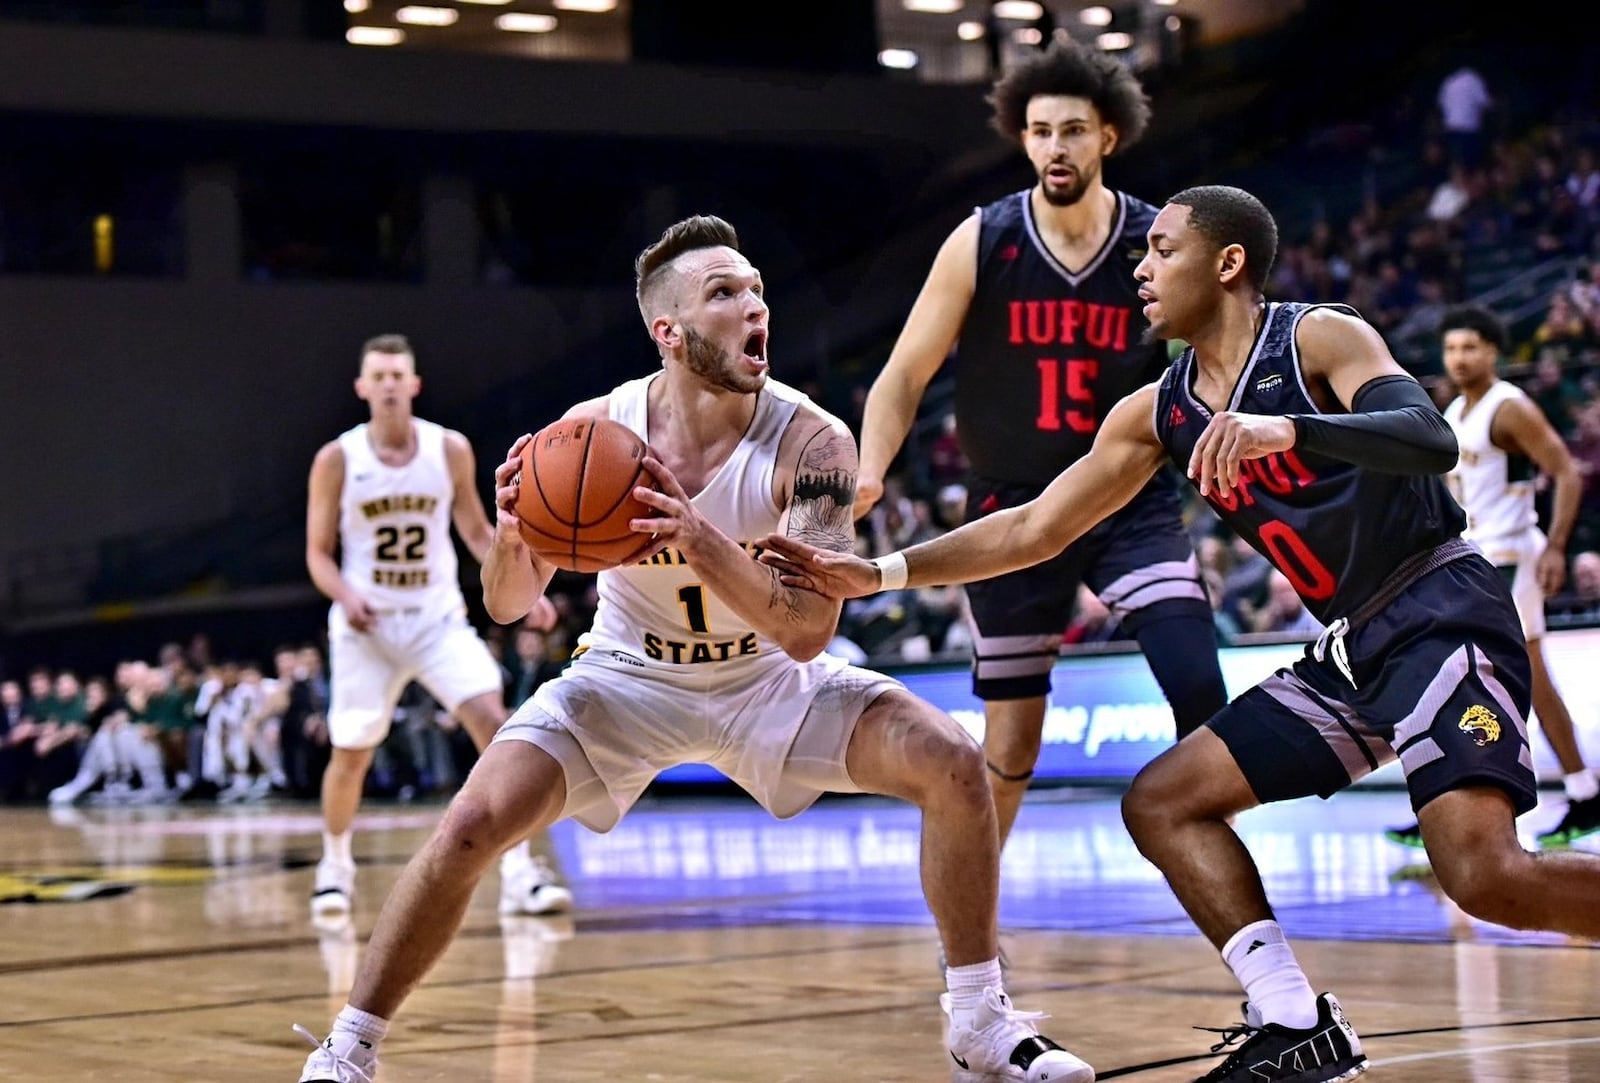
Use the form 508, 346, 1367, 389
986, 38, 1151, 152
635, 215, 741, 309
1438, 304, 1508, 353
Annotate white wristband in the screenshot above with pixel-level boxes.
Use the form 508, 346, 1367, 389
871, 551, 909, 591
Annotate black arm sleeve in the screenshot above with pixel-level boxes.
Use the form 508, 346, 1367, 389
1288, 374, 1458, 475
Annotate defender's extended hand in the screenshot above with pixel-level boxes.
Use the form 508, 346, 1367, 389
757, 534, 883, 599
1188, 412, 1295, 497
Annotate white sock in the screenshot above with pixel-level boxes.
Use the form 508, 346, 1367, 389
329, 1004, 387, 1063
1222, 920, 1318, 1030
1564, 770, 1599, 803
501, 839, 532, 872
944, 958, 1003, 1010
323, 831, 353, 867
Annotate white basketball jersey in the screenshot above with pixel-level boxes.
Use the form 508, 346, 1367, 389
579, 374, 821, 676
336, 418, 464, 615
1444, 380, 1541, 563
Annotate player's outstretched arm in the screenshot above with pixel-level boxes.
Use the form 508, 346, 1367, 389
855, 214, 979, 519
1287, 307, 1457, 474
763, 385, 1167, 598
482, 433, 560, 625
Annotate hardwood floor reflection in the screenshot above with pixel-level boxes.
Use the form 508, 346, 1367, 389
1, 789, 1595, 1081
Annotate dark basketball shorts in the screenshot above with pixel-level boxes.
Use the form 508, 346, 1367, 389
963, 473, 1209, 701
1210, 551, 1537, 816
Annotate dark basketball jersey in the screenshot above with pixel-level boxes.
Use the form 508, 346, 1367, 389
1153, 301, 1465, 624
956, 189, 1167, 487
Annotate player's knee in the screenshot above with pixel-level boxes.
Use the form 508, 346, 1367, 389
907, 723, 988, 810
1432, 846, 1537, 928
982, 706, 1044, 767
943, 735, 989, 797
437, 792, 518, 862
986, 730, 1041, 772
1120, 776, 1166, 851
1121, 754, 1200, 847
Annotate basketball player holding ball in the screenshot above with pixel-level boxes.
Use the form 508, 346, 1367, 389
295, 218, 1092, 1083
302, 333, 571, 928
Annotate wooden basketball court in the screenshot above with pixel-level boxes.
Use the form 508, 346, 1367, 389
1, 788, 1596, 1081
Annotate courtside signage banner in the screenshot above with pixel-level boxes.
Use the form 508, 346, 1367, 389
656, 628, 1600, 785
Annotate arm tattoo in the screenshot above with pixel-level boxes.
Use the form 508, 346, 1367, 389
767, 565, 808, 625
788, 430, 856, 553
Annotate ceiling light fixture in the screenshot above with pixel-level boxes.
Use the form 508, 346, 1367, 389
396, 6, 458, 26
553, 0, 617, 11
346, 26, 405, 45
495, 12, 558, 32
878, 48, 919, 69
1079, 6, 1113, 26
903, 0, 963, 13
1096, 31, 1133, 50
991, 1, 1042, 19
956, 20, 985, 40
342, 0, 368, 12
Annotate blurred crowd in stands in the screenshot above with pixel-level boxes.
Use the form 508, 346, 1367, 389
6, 60, 1600, 807
0, 594, 597, 808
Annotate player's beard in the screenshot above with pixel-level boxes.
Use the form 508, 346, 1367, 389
1038, 158, 1096, 207
683, 326, 764, 394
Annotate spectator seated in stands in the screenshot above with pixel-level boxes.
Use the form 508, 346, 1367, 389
1522, 291, 1595, 371
1218, 533, 1274, 634
184, 659, 268, 803
925, 413, 968, 490
1248, 571, 1327, 639
0, 679, 35, 803
1520, 346, 1590, 439
48, 665, 171, 805
1568, 400, 1600, 553
1548, 549, 1600, 624
34, 669, 93, 800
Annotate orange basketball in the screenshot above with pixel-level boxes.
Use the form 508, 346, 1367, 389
515, 417, 659, 574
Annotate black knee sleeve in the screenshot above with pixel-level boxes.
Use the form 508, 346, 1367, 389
1125, 602, 1229, 740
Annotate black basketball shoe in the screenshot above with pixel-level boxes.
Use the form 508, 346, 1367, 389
1536, 795, 1600, 848
1382, 820, 1426, 849
1192, 993, 1366, 1082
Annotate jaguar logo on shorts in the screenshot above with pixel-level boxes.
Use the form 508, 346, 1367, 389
1458, 704, 1501, 746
